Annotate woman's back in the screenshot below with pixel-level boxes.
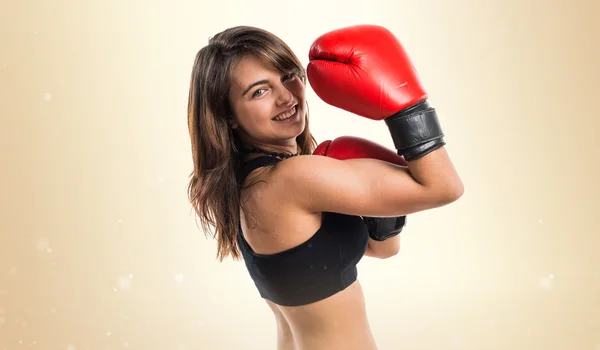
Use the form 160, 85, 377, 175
266, 284, 376, 350
238, 156, 378, 349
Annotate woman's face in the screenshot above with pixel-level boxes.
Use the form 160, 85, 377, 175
228, 55, 307, 152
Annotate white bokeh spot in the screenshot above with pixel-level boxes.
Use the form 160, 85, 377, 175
118, 275, 133, 290
174, 273, 185, 282
539, 273, 554, 290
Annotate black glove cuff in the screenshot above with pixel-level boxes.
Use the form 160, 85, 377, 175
384, 100, 445, 161
363, 216, 407, 241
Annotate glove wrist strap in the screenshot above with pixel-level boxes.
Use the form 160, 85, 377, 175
364, 216, 407, 241
384, 100, 446, 161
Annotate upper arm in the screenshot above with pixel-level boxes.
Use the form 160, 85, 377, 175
272, 155, 443, 217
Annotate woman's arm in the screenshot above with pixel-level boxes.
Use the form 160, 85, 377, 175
362, 214, 406, 258
364, 235, 400, 259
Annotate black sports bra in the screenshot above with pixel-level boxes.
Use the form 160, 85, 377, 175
236, 156, 369, 306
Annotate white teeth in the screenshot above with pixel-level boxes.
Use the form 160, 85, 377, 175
274, 106, 296, 121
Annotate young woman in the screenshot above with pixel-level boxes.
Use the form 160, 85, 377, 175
187, 25, 464, 350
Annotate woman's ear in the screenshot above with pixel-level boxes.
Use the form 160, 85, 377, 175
228, 117, 238, 129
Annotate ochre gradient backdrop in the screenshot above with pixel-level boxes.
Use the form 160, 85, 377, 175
1, 0, 599, 349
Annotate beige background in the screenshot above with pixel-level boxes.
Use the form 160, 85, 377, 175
1, 0, 599, 349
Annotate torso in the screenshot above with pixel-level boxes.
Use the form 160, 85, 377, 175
239, 157, 377, 350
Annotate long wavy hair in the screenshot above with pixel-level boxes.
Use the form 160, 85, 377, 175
187, 26, 318, 261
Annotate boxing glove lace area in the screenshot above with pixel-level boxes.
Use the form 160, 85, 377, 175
384, 100, 445, 161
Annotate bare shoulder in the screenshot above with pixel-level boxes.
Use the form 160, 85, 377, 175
239, 159, 323, 255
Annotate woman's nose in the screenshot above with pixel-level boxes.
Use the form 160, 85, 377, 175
276, 85, 294, 106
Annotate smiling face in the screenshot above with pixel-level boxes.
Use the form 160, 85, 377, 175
228, 55, 307, 156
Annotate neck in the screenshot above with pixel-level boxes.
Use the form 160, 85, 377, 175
239, 144, 299, 161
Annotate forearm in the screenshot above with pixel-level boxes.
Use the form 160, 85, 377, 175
407, 147, 463, 196
385, 101, 464, 200
364, 235, 400, 259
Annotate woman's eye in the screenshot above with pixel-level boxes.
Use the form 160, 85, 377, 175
252, 89, 266, 98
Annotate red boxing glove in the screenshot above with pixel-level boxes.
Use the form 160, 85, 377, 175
307, 25, 426, 120
313, 136, 407, 241
313, 135, 407, 166
308, 25, 445, 161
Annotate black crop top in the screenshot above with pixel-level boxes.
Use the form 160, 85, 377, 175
237, 156, 369, 306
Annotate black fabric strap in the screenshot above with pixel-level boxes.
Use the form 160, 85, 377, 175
239, 156, 282, 183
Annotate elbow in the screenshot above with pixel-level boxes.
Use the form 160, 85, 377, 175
447, 180, 465, 202
378, 246, 400, 259
369, 250, 399, 260
437, 179, 465, 206
367, 239, 401, 259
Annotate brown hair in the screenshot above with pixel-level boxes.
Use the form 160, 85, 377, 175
187, 26, 318, 261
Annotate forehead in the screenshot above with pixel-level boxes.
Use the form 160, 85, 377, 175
230, 55, 279, 89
